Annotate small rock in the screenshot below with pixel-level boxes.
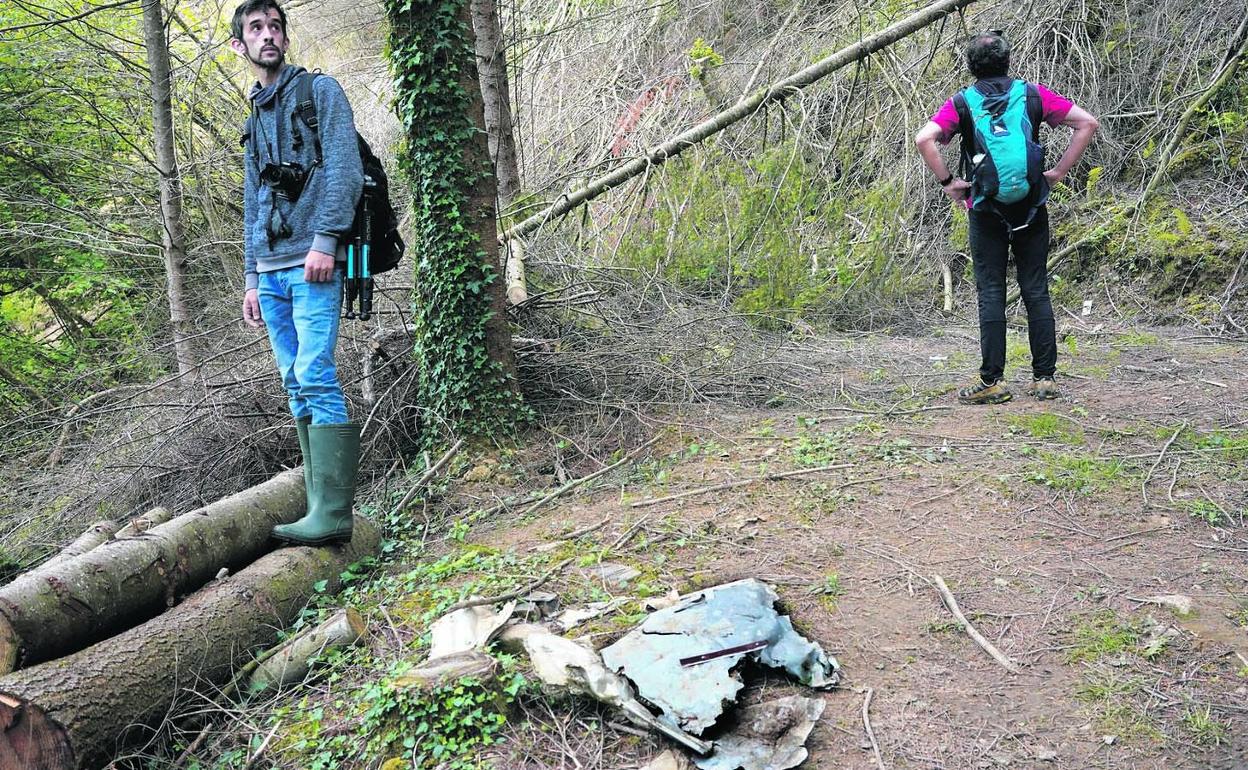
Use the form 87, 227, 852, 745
992, 577, 1009, 588
1102, 735, 1116, 745
1146, 594, 1194, 616
643, 750, 693, 770
1034, 746, 1058, 761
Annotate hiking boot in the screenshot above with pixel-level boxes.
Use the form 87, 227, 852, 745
273, 423, 360, 546
957, 379, 1012, 405
1028, 377, 1060, 400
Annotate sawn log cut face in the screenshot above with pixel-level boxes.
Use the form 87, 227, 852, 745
0, 694, 73, 770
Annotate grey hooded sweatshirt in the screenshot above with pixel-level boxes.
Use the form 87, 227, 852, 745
242, 65, 363, 291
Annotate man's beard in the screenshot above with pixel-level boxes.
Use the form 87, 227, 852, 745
248, 45, 284, 72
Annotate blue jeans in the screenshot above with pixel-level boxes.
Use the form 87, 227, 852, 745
257, 266, 348, 424
969, 205, 1057, 384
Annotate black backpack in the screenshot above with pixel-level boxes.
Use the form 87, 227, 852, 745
245, 71, 405, 274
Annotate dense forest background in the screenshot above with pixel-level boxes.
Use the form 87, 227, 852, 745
1, 0, 1246, 767
2, 0, 1246, 570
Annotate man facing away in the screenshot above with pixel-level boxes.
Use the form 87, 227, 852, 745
916, 31, 1099, 405
231, 0, 363, 544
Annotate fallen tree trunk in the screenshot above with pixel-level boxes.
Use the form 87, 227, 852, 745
113, 506, 172, 539
0, 470, 305, 673
501, 0, 975, 243
0, 517, 379, 770
25, 521, 121, 578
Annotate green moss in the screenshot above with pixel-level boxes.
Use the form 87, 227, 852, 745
1005, 413, 1084, 445
1067, 610, 1142, 663
1027, 451, 1127, 494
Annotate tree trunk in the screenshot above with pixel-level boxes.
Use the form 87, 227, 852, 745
387, 0, 526, 437
0, 470, 305, 673
142, 0, 197, 382
0, 519, 379, 770
470, 0, 529, 305
457, 0, 517, 378
470, 0, 520, 210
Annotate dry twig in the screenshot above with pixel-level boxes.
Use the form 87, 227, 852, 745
861, 687, 885, 770
442, 557, 575, 613
932, 575, 1023, 674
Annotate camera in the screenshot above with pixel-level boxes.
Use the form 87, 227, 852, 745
260, 161, 307, 201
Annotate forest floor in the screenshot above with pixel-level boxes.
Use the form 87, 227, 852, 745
258, 319, 1248, 770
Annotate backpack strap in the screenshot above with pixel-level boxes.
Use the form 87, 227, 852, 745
242, 107, 261, 172
1024, 82, 1043, 142
952, 89, 974, 181
293, 71, 323, 166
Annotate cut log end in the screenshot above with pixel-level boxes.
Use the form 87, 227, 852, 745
0, 693, 73, 770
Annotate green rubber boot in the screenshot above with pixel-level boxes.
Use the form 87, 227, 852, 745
295, 416, 313, 499
273, 423, 360, 546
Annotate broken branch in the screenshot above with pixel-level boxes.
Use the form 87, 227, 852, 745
932, 575, 1023, 674
501, 0, 975, 243
861, 687, 885, 770
522, 433, 665, 517
387, 438, 465, 519
442, 558, 575, 613
1141, 425, 1183, 507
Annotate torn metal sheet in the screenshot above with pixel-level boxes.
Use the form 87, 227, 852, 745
514, 591, 561, 621
580, 561, 641, 588
555, 597, 630, 631
693, 695, 824, 770
601, 579, 839, 733
427, 601, 515, 659
498, 623, 712, 755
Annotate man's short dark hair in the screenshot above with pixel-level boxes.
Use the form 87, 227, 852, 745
231, 0, 287, 42
965, 31, 1010, 78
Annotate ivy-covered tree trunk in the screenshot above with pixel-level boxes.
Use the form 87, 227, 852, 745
386, 0, 525, 439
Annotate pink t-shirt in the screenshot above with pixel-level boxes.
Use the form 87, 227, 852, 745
930, 82, 1074, 144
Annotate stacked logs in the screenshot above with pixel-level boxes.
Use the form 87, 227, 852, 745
0, 470, 379, 770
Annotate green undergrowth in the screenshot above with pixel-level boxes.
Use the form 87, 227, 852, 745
1025, 450, 1127, 494
1064, 609, 1234, 746
609, 142, 920, 327
789, 418, 947, 468
1006, 413, 1085, 445
235, 538, 554, 770
1054, 194, 1248, 302
1067, 611, 1163, 743
1067, 610, 1144, 663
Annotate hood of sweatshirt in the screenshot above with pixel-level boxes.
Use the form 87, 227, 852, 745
248, 64, 307, 107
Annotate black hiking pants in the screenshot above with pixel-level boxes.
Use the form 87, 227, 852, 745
968, 205, 1057, 384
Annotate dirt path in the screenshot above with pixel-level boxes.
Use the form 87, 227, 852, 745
465, 323, 1247, 769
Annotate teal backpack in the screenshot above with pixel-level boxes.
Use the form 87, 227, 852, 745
953, 79, 1048, 225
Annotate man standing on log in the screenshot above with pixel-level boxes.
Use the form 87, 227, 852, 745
232, 0, 362, 544
916, 30, 1098, 405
